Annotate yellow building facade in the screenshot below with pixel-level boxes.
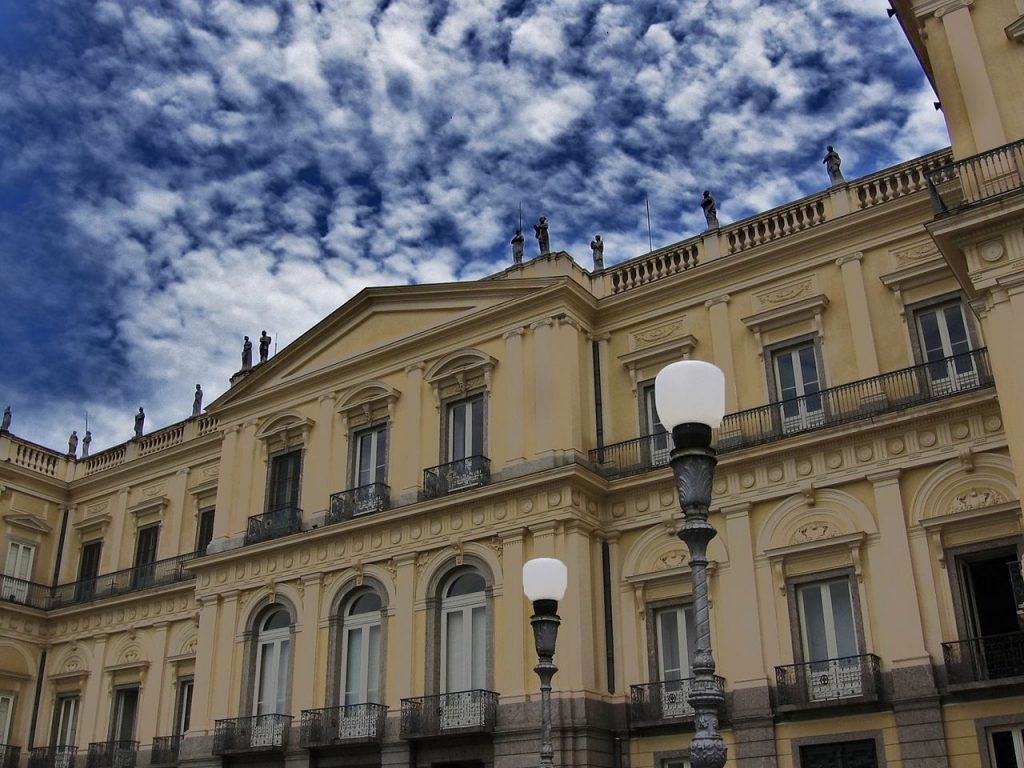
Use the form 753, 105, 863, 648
3, 5, 1024, 768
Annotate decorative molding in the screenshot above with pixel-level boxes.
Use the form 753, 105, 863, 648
72, 513, 112, 537
790, 521, 838, 544
2, 513, 52, 534
631, 319, 683, 347
835, 251, 864, 267
950, 487, 1006, 514
128, 497, 168, 519
618, 334, 699, 395
85, 500, 110, 516
741, 294, 829, 338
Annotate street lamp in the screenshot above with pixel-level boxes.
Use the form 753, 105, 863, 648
654, 360, 727, 768
523, 557, 568, 768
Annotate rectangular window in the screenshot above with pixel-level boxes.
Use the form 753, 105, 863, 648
446, 395, 484, 463
133, 525, 159, 588
195, 508, 215, 555
77, 541, 102, 601
916, 300, 977, 394
951, 550, 1023, 681
267, 449, 302, 512
641, 383, 670, 466
654, 605, 697, 716
796, 578, 862, 701
109, 687, 139, 742
772, 342, 824, 433
352, 423, 388, 487
800, 740, 878, 768
0, 692, 13, 744
991, 726, 1024, 768
174, 678, 193, 735
52, 694, 79, 746
2, 540, 36, 603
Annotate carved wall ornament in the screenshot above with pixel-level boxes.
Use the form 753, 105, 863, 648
755, 278, 814, 306
86, 500, 109, 516
979, 240, 1005, 263
142, 483, 165, 498
632, 320, 682, 347
121, 647, 140, 664
383, 559, 398, 581
655, 550, 689, 571
892, 243, 935, 264
791, 522, 839, 544
951, 488, 1006, 513
487, 536, 504, 562
64, 657, 82, 672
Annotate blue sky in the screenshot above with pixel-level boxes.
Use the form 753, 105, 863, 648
0, 0, 948, 452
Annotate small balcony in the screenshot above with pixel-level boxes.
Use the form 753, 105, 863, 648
245, 505, 302, 545
943, 631, 1024, 685
629, 677, 725, 729
300, 703, 388, 748
927, 138, 1024, 214
213, 714, 291, 754
401, 690, 499, 739
422, 456, 491, 499
775, 654, 883, 709
328, 484, 391, 525
0, 745, 21, 768
48, 552, 198, 609
591, 349, 993, 480
149, 736, 180, 767
28, 746, 77, 768
86, 740, 138, 768
1, 575, 52, 609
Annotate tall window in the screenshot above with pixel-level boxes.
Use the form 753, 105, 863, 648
77, 541, 102, 601
641, 383, 670, 466
341, 591, 382, 705
174, 678, 194, 735
267, 449, 302, 512
446, 395, 484, 462
2, 540, 35, 602
796, 578, 861, 700
0, 692, 13, 744
52, 694, 79, 745
916, 300, 977, 393
953, 549, 1022, 680
352, 424, 388, 488
195, 508, 215, 555
109, 687, 139, 741
133, 525, 159, 588
654, 605, 696, 716
772, 342, 824, 433
441, 571, 487, 693
991, 726, 1024, 768
254, 607, 292, 716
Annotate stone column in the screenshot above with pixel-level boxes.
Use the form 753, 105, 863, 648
101, 490, 129, 573
400, 364, 425, 504
389, 554, 418, 700
558, 521, 595, 691
160, 469, 190, 558
531, 318, 556, 461
190, 596, 219, 730
235, 421, 259, 524
292, 575, 323, 714
309, 394, 337, 512
556, 316, 584, 457
211, 426, 239, 545
589, 333, 612, 453
836, 252, 881, 380
210, 591, 240, 720
502, 329, 527, 467
139, 622, 169, 743
82, 633, 109, 743
498, 529, 527, 699
705, 295, 737, 413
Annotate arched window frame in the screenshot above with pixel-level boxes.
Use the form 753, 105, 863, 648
240, 600, 297, 717
326, 579, 389, 708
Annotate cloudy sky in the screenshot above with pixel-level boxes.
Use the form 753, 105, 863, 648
0, 0, 948, 453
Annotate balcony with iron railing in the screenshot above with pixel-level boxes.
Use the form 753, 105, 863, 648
401, 690, 499, 738
927, 138, 1024, 214
28, 746, 77, 768
86, 740, 138, 768
775, 654, 883, 709
300, 703, 388, 748
629, 677, 726, 729
0, 745, 20, 768
244, 505, 303, 545
213, 714, 292, 754
327, 484, 391, 525
149, 736, 180, 767
422, 456, 491, 499
590, 349, 993, 480
942, 631, 1024, 686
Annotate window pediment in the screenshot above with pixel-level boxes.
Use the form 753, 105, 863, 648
741, 294, 829, 335
426, 349, 496, 403
129, 497, 167, 526
618, 335, 699, 395
338, 381, 401, 429
2, 512, 51, 534
256, 412, 313, 452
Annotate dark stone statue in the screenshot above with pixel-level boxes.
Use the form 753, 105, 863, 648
259, 331, 271, 363
590, 234, 605, 271
511, 228, 525, 265
134, 407, 145, 439
534, 216, 550, 254
1, 406, 9, 432
82, 430, 92, 458
701, 190, 719, 230
823, 145, 845, 185
192, 384, 203, 417
242, 336, 253, 369
68, 430, 78, 457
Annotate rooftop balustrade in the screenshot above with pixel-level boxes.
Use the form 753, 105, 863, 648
927, 138, 1024, 214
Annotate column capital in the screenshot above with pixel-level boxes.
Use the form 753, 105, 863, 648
404, 362, 425, 375
867, 468, 902, 486
502, 327, 526, 341
587, 332, 611, 342
530, 317, 555, 331
704, 294, 730, 309
930, 0, 974, 18
835, 251, 864, 266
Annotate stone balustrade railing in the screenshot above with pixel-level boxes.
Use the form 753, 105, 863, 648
10, 438, 66, 477
137, 423, 185, 457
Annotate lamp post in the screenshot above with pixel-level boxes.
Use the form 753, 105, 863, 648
523, 557, 568, 768
654, 360, 728, 768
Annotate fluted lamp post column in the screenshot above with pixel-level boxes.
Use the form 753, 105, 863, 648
654, 360, 728, 768
523, 557, 568, 768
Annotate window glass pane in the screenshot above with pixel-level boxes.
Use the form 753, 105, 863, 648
990, 730, 1020, 768
445, 610, 465, 692
263, 608, 290, 631
917, 311, 944, 361
799, 585, 829, 662
775, 353, 797, 399
471, 397, 484, 455
367, 624, 381, 703
944, 305, 971, 354
471, 605, 486, 689
349, 592, 382, 615
196, 509, 215, 554
276, 639, 290, 712
357, 432, 373, 486
829, 581, 858, 657
447, 572, 485, 597
345, 627, 363, 705
657, 609, 682, 679
450, 403, 467, 460
0, 694, 12, 744
799, 347, 820, 393
257, 644, 274, 715
176, 680, 193, 734
375, 427, 388, 480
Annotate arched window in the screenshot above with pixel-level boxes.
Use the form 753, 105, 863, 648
341, 590, 382, 705
441, 570, 487, 692
254, 606, 292, 716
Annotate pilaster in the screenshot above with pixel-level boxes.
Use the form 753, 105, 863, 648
498, 529, 527, 699
836, 252, 881, 379
292, 574, 323, 714
531, 318, 556, 458
502, 329, 527, 466
389, 553, 418, 700
82, 633, 109, 743
190, 595, 219, 730
705, 295, 737, 412
400, 364, 425, 503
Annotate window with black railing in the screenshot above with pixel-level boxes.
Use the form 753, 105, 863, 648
629, 677, 725, 727
300, 703, 388, 747
590, 348, 993, 479
85, 740, 138, 768
400, 690, 499, 738
244, 506, 303, 545
775, 654, 882, 707
328, 483, 390, 524
423, 456, 491, 498
27, 746, 77, 768
0, 745, 21, 768
149, 736, 180, 767
213, 714, 291, 754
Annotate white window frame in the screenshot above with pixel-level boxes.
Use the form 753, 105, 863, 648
796, 579, 862, 701
641, 382, 670, 467
109, 686, 139, 742
440, 576, 487, 694
772, 342, 825, 433
174, 678, 193, 735
915, 300, 978, 394
990, 726, 1024, 768
654, 604, 697, 717
445, 395, 485, 463
352, 423, 388, 488
341, 598, 382, 706
2, 540, 36, 603
0, 692, 14, 744
53, 694, 79, 746
253, 613, 291, 717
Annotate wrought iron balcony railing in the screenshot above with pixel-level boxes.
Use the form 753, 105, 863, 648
327, 484, 391, 525
401, 690, 499, 738
927, 138, 1024, 214
422, 456, 491, 499
0, 745, 21, 768
86, 740, 138, 768
629, 677, 726, 727
300, 703, 388, 747
943, 631, 1024, 684
28, 746, 77, 768
149, 736, 180, 767
50, 552, 198, 609
213, 714, 292, 753
775, 654, 882, 707
245, 505, 303, 545
591, 348, 993, 479
1, 575, 53, 609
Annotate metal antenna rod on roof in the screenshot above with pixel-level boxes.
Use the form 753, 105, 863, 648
519, 201, 522, 232
645, 192, 654, 253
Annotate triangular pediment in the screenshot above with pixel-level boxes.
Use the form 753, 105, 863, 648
3, 513, 52, 534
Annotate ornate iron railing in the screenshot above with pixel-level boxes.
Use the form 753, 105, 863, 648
629, 677, 725, 726
927, 138, 1024, 214
49, 552, 197, 609
775, 654, 882, 706
943, 631, 1024, 684
0, 745, 21, 768
244, 505, 303, 545
28, 746, 77, 768
86, 740, 138, 768
1, 575, 53, 609
213, 714, 292, 753
401, 690, 499, 738
149, 736, 180, 767
590, 348, 992, 479
422, 456, 491, 499
300, 703, 388, 747
327, 484, 391, 524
